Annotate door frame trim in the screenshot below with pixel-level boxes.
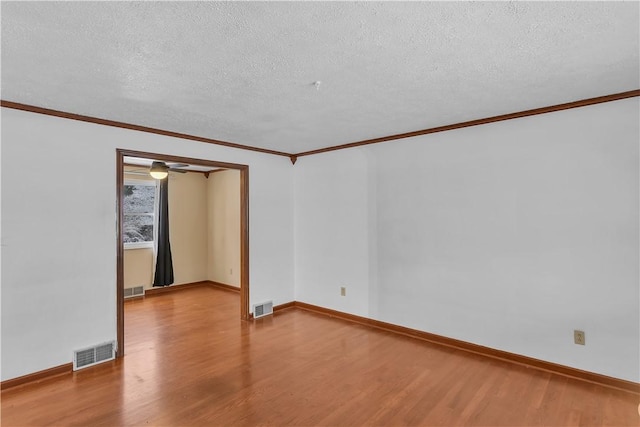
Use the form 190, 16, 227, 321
116, 149, 250, 357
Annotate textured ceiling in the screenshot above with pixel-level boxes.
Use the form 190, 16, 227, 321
2, 1, 638, 154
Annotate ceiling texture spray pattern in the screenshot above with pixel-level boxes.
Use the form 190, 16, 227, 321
1, 1, 638, 154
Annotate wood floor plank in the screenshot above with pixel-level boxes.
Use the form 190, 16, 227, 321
2, 286, 638, 426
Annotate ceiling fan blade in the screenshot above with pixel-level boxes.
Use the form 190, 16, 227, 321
169, 168, 187, 173
167, 163, 189, 168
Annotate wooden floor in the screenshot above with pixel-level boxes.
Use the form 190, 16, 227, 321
2, 286, 638, 426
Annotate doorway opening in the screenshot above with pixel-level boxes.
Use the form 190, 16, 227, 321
116, 149, 250, 358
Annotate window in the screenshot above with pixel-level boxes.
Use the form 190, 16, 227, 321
123, 181, 156, 249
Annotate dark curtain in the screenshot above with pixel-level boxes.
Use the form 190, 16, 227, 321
153, 178, 174, 287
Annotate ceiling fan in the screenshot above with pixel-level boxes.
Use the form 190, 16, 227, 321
127, 161, 189, 179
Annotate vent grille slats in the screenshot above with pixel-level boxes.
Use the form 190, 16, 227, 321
253, 301, 273, 319
95, 343, 114, 362
75, 348, 95, 368
124, 286, 144, 299
74, 341, 115, 370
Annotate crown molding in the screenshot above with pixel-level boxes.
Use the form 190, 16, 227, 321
293, 89, 640, 158
0, 100, 291, 159
3, 89, 638, 161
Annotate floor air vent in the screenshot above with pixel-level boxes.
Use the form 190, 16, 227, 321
73, 341, 116, 370
253, 301, 273, 319
124, 286, 144, 298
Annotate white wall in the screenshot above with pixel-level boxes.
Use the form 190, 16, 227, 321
294, 148, 373, 315
0, 108, 295, 381
2, 98, 637, 383
294, 98, 639, 382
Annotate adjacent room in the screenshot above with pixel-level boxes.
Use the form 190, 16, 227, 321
121, 157, 241, 294
1, 1, 638, 426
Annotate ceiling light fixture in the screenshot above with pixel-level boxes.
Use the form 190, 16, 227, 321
149, 161, 169, 179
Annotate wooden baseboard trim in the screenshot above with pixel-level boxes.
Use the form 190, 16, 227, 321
293, 302, 640, 395
9, 300, 635, 394
144, 281, 209, 296
1, 363, 73, 391
274, 301, 296, 312
207, 281, 241, 293
248, 301, 296, 319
